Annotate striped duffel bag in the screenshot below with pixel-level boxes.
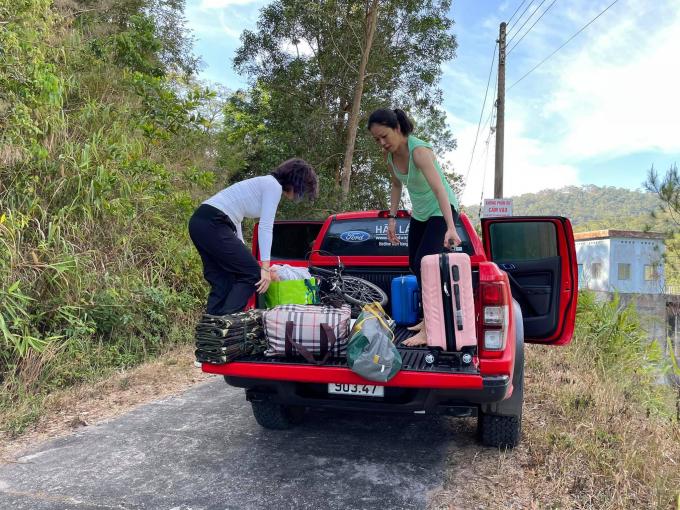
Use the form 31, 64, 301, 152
263, 304, 351, 363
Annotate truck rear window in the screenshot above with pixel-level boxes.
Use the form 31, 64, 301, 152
270, 223, 323, 260
319, 217, 473, 256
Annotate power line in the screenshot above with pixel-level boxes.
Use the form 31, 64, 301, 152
508, 0, 536, 33
507, 0, 549, 45
508, 0, 621, 90
507, 0, 559, 55
507, 0, 528, 25
464, 43, 497, 189
479, 70, 499, 136
477, 131, 495, 219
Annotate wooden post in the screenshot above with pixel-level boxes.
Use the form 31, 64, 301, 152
494, 22, 507, 199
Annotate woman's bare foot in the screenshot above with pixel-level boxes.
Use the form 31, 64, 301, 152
402, 330, 427, 347
407, 320, 424, 332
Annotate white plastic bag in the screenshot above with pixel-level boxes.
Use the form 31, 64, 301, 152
271, 264, 312, 281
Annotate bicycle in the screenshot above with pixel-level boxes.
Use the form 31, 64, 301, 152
306, 251, 388, 309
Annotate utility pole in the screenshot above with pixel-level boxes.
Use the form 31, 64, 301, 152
494, 22, 506, 199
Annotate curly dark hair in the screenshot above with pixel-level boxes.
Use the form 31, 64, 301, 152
271, 158, 318, 200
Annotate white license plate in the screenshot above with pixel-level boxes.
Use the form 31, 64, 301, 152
328, 383, 384, 397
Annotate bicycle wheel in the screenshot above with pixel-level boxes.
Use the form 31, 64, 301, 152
341, 276, 388, 308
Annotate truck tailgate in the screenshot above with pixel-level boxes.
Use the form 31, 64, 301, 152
203, 358, 484, 390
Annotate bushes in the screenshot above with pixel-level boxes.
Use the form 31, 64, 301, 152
571, 292, 671, 417
0, 0, 215, 433
526, 292, 678, 507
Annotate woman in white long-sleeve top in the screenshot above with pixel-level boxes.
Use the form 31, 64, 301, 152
189, 159, 318, 315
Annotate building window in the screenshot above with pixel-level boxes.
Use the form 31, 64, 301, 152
644, 264, 660, 281
577, 264, 584, 286
618, 263, 631, 280
591, 263, 602, 280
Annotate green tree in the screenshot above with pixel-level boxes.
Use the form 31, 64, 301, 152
645, 164, 680, 288
229, 0, 457, 212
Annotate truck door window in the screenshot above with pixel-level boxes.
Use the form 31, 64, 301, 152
489, 222, 557, 261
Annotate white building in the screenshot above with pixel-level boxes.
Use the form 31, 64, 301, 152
574, 230, 666, 294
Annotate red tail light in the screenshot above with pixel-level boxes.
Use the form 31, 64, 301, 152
481, 283, 503, 305
479, 281, 509, 355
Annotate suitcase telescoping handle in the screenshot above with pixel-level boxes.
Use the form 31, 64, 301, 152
284, 321, 337, 365
443, 239, 463, 253
451, 265, 464, 331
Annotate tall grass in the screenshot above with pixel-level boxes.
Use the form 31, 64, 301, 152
0, 1, 217, 434
522, 292, 679, 508
433, 293, 679, 509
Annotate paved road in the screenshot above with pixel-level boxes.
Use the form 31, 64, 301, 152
0, 377, 470, 510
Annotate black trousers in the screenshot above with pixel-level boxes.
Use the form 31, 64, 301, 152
408, 205, 460, 290
188, 204, 260, 315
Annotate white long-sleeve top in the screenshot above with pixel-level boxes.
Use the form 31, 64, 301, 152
203, 175, 282, 261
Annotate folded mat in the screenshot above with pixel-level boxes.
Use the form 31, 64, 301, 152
195, 309, 266, 364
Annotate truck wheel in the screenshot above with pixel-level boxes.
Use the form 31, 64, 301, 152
478, 299, 524, 448
251, 401, 305, 430
478, 413, 521, 448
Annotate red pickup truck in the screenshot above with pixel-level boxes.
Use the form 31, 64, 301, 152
202, 210, 577, 448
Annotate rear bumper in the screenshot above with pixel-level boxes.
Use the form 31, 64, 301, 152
203, 361, 487, 389
205, 362, 511, 414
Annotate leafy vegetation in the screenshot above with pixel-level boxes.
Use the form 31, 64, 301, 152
463, 184, 661, 226
523, 292, 678, 508
434, 292, 678, 509
227, 0, 460, 214
0, 0, 217, 434
645, 164, 680, 289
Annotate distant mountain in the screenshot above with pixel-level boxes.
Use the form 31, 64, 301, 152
461, 185, 679, 286
462, 185, 663, 231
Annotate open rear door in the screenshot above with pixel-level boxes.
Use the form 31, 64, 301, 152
481, 216, 577, 345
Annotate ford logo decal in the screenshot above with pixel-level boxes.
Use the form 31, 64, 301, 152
340, 231, 370, 243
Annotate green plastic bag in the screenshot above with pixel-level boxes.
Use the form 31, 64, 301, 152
347, 303, 402, 382
264, 278, 320, 308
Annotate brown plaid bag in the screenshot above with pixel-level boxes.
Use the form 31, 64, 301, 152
263, 304, 351, 362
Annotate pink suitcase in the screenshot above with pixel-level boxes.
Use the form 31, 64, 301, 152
420, 252, 477, 352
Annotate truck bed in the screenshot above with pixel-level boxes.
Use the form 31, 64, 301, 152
227, 325, 479, 375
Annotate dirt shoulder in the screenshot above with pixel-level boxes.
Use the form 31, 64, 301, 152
430, 346, 680, 510
0, 344, 214, 463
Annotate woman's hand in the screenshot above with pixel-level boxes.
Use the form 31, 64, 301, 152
387, 218, 400, 245
256, 268, 272, 294
444, 228, 461, 249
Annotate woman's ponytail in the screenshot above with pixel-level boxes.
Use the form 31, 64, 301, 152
367, 108, 415, 135
393, 109, 414, 135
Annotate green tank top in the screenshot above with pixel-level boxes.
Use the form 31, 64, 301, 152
387, 135, 459, 222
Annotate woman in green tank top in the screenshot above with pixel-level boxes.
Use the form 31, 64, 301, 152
368, 108, 461, 346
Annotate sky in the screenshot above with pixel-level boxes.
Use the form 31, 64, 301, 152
185, 0, 680, 206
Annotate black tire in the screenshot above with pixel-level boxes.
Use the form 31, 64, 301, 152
478, 413, 521, 448
251, 401, 305, 430
341, 276, 388, 308
478, 300, 525, 448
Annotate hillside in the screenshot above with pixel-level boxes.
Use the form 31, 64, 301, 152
461, 184, 680, 285
461, 184, 669, 231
